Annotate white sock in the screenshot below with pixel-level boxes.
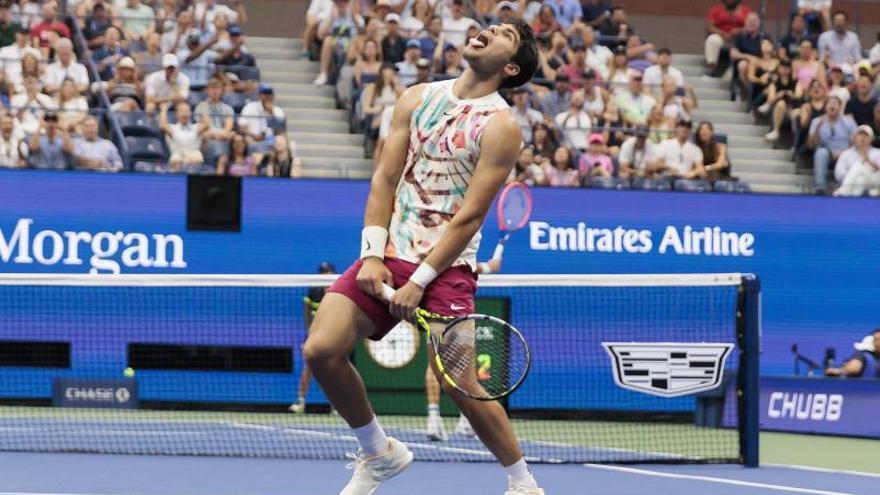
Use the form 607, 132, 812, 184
505, 458, 538, 488
427, 404, 440, 418
353, 417, 389, 457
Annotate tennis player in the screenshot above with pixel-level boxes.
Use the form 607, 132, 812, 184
426, 258, 500, 441
290, 261, 337, 414
302, 19, 543, 495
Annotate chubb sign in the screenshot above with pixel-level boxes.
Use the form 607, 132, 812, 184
0, 218, 187, 274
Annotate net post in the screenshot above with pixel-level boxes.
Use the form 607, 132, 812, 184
737, 274, 761, 467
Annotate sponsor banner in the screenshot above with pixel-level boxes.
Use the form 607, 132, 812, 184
760, 376, 880, 438
53, 378, 138, 409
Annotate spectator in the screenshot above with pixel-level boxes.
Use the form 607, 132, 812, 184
370, 0, 392, 24
362, 63, 402, 145
542, 145, 579, 186
8, 50, 42, 94
410, 57, 433, 86
490, 1, 518, 25
44, 38, 89, 96
436, 42, 465, 77
557, 43, 589, 89
554, 89, 592, 150
704, 0, 752, 76
582, 69, 608, 120
618, 125, 657, 178
82, 2, 112, 49
545, 0, 581, 33
792, 39, 825, 93
613, 71, 656, 127
71, 115, 122, 171
645, 103, 673, 143
528, 121, 558, 163
533, 30, 566, 81
778, 13, 816, 61
643, 49, 685, 95
396, 39, 422, 86
302, 0, 334, 58
577, 132, 614, 180
159, 102, 208, 172
833, 125, 880, 196
695, 121, 730, 181
580, 0, 612, 29
0, 2, 21, 49
11, 75, 55, 135
607, 45, 633, 90
845, 75, 878, 127
11, 0, 40, 31
792, 78, 828, 150
194, 0, 248, 33
382, 13, 407, 64
178, 31, 217, 91
746, 39, 779, 110
135, 32, 164, 76
0, 114, 26, 167
807, 95, 857, 193
217, 132, 257, 176
539, 73, 571, 117
154, 0, 180, 35
653, 119, 706, 179
160, 9, 197, 55
797, 0, 832, 33
206, 14, 236, 58
870, 31, 880, 67
117, 0, 154, 42
419, 15, 443, 60
0, 25, 39, 79
215, 25, 257, 82
511, 86, 544, 143
659, 75, 695, 124
581, 26, 612, 81
400, 0, 432, 38
874, 103, 880, 145
260, 134, 303, 178
105, 56, 144, 111
825, 330, 880, 377
145, 54, 190, 112
597, 6, 629, 44
238, 84, 286, 150
531, 5, 559, 36
827, 65, 850, 107
761, 60, 797, 141
27, 111, 72, 169
314, 0, 363, 86
30, 2, 71, 48
730, 12, 771, 95
195, 77, 234, 142
56, 79, 88, 133
624, 33, 657, 72
817, 11, 861, 76
92, 25, 128, 81
510, 146, 546, 186
441, 0, 478, 48
353, 39, 383, 88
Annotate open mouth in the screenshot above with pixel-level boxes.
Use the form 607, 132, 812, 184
469, 32, 490, 49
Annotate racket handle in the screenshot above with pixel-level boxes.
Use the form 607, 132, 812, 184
492, 243, 505, 260
381, 283, 396, 301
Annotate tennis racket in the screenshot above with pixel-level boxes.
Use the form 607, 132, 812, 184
493, 182, 533, 260
303, 296, 320, 317
381, 284, 531, 401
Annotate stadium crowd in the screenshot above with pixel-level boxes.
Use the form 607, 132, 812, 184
0, 0, 302, 177
703, 0, 880, 195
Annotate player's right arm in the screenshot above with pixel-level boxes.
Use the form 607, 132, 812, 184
356, 84, 426, 298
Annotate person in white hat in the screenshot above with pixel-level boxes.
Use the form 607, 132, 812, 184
826, 329, 880, 378
833, 125, 880, 196
144, 53, 191, 112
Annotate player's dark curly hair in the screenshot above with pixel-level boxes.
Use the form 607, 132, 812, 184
500, 18, 539, 89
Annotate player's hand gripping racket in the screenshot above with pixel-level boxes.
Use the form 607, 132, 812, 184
382, 284, 531, 401
493, 182, 533, 260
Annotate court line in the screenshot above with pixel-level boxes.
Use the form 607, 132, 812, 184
582, 464, 858, 495
763, 463, 880, 480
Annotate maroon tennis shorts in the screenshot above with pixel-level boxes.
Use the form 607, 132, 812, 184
327, 257, 477, 340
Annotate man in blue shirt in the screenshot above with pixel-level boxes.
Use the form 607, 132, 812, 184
807, 95, 857, 193
28, 112, 73, 170
544, 0, 581, 32
826, 330, 880, 378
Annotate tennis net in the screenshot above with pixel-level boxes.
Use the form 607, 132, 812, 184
0, 273, 759, 465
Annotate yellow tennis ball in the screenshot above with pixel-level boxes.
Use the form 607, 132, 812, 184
124, 367, 136, 378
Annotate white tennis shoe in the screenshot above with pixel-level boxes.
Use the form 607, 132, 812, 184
504, 479, 545, 495
339, 437, 413, 495
426, 414, 448, 441
454, 413, 476, 437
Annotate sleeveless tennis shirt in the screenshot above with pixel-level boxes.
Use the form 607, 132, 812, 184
386, 79, 510, 270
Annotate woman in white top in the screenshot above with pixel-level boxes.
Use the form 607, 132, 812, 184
8, 52, 42, 95
554, 90, 592, 151
400, 0, 432, 37
582, 70, 607, 120
659, 75, 694, 124
363, 63, 404, 163
158, 102, 209, 173
57, 79, 89, 134
509, 146, 546, 186
827, 66, 850, 108
607, 48, 633, 91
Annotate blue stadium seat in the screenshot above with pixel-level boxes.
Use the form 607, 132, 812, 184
713, 180, 751, 193
223, 92, 256, 114
118, 111, 161, 138
674, 179, 712, 192
125, 135, 169, 165
632, 177, 673, 191
188, 90, 207, 108
589, 177, 631, 190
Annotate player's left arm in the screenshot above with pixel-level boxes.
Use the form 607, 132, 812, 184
388, 112, 521, 320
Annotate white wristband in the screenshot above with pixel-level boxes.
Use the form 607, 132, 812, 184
360, 226, 388, 260
478, 262, 492, 274
409, 262, 438, 288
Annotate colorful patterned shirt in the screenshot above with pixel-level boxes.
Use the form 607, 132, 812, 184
386, 79, 510, 270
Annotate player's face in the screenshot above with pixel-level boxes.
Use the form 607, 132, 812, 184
462, 24, 520, 77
